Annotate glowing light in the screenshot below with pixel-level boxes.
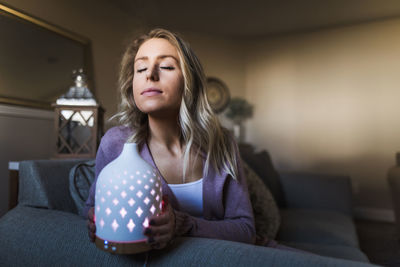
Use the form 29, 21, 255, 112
122, 179, 127, 185
99, 218, 105, 228
119, 207, 127, 218
143, 218, 149, 228
114, 185, 119, 190
129, 185, 135, 191
150, 205, 156, 214
127, 219, 135, 232
150, 178, 154, 183
121, 191, 127, 198
130, 175, 134, 179
144, 185, 149, 190
96, 205, 100, 212
107, 191, 112, 196
113, 198, 119, 206
156, 195, 160, 202
136, 207, 143, 217
156, 183, 159, 187
105, 208, 111, 216
136, 191, 143, 198
136, 171, 140, 175
137, 180, 142, 185
128, 198, 135, 207
144, 197, 150, 205
101, 197, 105, 203
111, 219, 119, 232
143, 174, 147, 178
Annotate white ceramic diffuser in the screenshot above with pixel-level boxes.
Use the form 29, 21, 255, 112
95, 143, 162, 254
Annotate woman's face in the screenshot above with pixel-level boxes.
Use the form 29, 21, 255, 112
132, 38, 184, 117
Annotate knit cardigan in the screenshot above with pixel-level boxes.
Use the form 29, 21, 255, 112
85, 126, 256, 244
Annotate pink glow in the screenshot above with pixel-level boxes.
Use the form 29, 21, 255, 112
127, 219, 135, 232
128, 198, 135, 207
111, 219, 119, 232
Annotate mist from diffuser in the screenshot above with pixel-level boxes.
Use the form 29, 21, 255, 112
94, 143, 162, 254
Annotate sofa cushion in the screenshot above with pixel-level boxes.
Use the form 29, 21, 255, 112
18, 160, 84, 213
239, 144, 285, 207
281, 242, 369, 263
69, 160, 96, 217
242, 161, 281, 243
278, 209, 359, 247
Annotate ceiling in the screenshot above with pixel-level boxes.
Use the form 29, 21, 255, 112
110, 0, 400, 38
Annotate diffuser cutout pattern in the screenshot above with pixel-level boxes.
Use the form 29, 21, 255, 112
95, 143, 163, 245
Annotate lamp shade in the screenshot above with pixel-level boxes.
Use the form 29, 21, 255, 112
95, 143, 162, 254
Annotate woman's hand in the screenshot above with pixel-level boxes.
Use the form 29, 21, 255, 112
143, 195, 176, 249
87, 207, 96, 242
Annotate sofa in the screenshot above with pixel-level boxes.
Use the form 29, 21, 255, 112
387, 152, 400, 240
0, 154, 374, 266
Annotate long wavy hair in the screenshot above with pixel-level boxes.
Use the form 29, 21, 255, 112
114, 28, 238, 180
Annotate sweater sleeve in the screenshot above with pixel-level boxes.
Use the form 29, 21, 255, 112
82, 142, 107, 219
172, 140, 256, 244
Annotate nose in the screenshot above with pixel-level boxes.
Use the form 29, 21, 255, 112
146, 64, 159, 81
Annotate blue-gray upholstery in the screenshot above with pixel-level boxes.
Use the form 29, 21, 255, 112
279, 172, 353, 215
0, 159, 374, 266
18, 159, 87, 213
278, 209, 358, 247
0, 206, 372, 267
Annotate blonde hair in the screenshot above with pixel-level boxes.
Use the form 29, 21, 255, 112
114, 28, 238, 180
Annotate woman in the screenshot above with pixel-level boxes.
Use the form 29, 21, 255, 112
85, 28, 256, 250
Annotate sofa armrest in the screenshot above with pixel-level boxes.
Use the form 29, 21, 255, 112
18, 159, 89, 213
279, 172, 353, 216
0, 206, 374, 266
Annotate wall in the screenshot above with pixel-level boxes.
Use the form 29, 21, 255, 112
245, 18, 400, 217
3, 0, 147, 124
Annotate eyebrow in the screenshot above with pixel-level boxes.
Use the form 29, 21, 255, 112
134, 55, 179, 63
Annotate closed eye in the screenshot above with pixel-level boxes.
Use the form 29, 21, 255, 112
137, 68, 147, 73
160, 66, 174, 70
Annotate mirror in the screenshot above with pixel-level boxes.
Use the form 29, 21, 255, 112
0, 3, 93, 109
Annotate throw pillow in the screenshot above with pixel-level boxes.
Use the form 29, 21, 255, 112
242, 160, 281, 244
239, 144, 285, 207
69, 160, 96, 217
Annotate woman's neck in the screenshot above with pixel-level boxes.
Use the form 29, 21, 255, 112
147, 115, 182, 152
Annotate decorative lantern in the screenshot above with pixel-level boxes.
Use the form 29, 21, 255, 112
95, 143, 163, 254
53, 69, 103, 158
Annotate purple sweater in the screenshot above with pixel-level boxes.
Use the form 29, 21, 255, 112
85, 126, 256, 244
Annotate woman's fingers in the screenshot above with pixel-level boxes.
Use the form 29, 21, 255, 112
144, 223, 170, 236
143, 200, 176, 249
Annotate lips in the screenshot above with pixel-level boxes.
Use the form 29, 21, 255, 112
141, 88, 163, 96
